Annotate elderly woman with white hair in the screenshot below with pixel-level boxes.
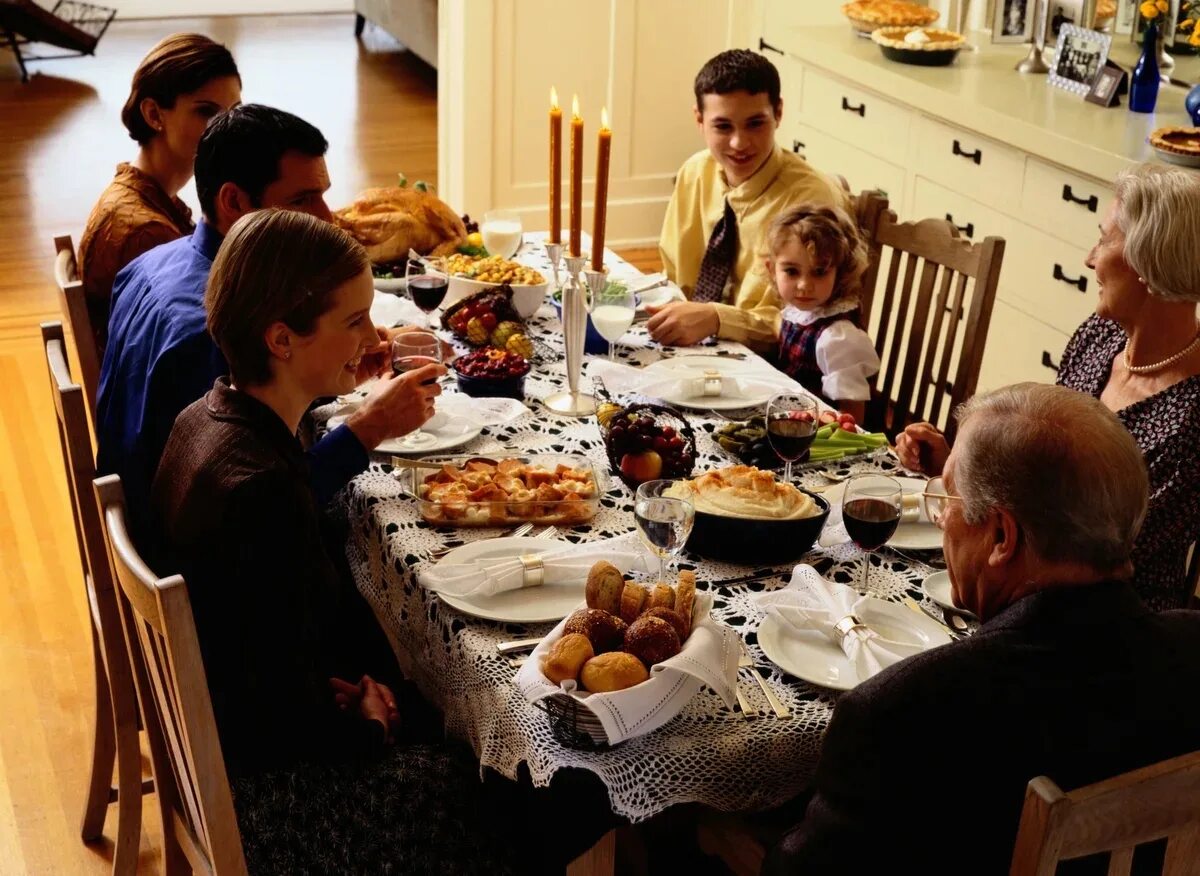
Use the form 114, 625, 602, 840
898, 162, 1200, 611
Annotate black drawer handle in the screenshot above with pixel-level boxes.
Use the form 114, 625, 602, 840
792, 139, 805, 155
1061, 184, 1099, 212
945, 214, 974, 238
1053, 264, 1088, 292
841, 96, 866, 117
952, 139, 982, 165
759, 38, 784, 55
1042, 351, 1060, 373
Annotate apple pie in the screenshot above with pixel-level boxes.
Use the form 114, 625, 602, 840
843, 0, 940, 33
1149, 126, 1200, 160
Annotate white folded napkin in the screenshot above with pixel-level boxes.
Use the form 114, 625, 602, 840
418, 533, 651, 598
515, 591, 740, 745
754, 565, 925, 681
586, 359, 796, 401
435, 393, 530, 427
370, 290, 427, 328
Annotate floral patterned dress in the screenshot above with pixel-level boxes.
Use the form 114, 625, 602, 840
1057, 314, 1200, 611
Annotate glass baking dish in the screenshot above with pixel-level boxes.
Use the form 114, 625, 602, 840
398, 453, 605, 527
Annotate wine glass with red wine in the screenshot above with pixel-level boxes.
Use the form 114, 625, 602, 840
390, 332, 443, 445
765, 393, 819, 482
842, 474, 903, 597
405, 258, 449, 329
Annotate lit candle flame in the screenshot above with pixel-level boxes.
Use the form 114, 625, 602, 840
572, 94, 580, 119
551, 86, 558, 109
601, 107, 609, 131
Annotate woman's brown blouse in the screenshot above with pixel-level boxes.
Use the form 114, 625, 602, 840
78, 163, 194, 351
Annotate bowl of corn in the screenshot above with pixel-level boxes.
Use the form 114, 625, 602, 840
438, 254, 548, 318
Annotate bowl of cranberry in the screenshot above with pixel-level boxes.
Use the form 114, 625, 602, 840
453, 347, 532, 399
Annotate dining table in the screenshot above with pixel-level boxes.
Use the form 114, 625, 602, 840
314, 232, 955, 872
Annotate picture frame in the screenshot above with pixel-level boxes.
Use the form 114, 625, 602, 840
1084, 60, 1127, 104
1050, 23, 1114, 94
1045, 0, 1086, 42
993, 0, 1036, 42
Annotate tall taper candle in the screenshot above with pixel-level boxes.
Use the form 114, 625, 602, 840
591, 107, 612, 271
549, 87, 562, 244
569, 94, 583, 257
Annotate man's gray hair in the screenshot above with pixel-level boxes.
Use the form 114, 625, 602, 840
953, 384, 1148, 571
1115, 163, 1200, 303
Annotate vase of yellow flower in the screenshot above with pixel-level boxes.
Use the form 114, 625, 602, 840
1136, 0, 1175, 80
1131, 16, 1161, 112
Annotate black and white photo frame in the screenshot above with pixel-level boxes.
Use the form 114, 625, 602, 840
993, 0, 1036, 42
1045, 0, 1087, 41
1050, 23, 1113, 93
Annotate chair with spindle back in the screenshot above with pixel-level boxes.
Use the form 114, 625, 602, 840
94, 474, 248, 876
52, 235, 102, 420
855, 197, 1006, 443
1009, 750, 1200, 875
42, 322, 146, 876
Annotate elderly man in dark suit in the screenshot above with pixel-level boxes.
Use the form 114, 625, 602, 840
764, 383, 1200, 875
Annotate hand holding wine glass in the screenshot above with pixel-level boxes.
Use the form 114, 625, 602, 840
634, 480, 695, 585
842, 474, 902, 597
766, 393, 819, 482
390, 332, 444, 446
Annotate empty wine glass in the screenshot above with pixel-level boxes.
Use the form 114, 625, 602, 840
634, 480, 695, 585
589, 283, 636, 361
841, 474, 903, 597
765, 393, 818, 482
481, 209, 523, 259
390, 332, 443, 448
405, 258, 449, 330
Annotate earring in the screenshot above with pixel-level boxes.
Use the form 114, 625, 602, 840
284, 351, 292, 360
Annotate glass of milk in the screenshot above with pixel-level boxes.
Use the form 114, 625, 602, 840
481, 210, 524, 259
590, 282, 637, 361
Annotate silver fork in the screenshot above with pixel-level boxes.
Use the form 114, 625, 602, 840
739, 642, 790, 719
534, 526, 557, 539
429, 522, 534, 561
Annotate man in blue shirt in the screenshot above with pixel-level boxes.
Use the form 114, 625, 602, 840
97, 104, 441, 540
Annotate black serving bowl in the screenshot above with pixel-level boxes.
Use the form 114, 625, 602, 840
684, 491, 831, 566
879, 43, 961, 66
455, 370, 528, 399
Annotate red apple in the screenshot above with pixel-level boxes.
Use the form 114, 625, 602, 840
620, 450, 663, 483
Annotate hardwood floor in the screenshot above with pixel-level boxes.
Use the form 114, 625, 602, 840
0, 14, 659, 874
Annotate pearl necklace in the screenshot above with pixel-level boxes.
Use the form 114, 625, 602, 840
1123, 326, 1200, 375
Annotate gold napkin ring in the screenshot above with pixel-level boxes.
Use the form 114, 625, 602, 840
833, 614, 867, 645
520, 553, 545, 588
702, 369, 722, 397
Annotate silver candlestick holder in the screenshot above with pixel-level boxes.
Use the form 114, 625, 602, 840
1016, 0, 1050, 73
583, 267, 607, 310
543, 254, 597, 417
544, 241, 564, 291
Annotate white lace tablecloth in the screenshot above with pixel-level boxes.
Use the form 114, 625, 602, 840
318, 234, 943, 823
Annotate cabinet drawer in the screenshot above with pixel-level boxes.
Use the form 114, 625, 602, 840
976, 300, 1070, 393
793, 124, 907, 212
1000, 222, 1097, 336
911, 116, 1024, 214
911, 176, 1014, 245
1020, 159, 1113, 251
798, 68, 911, 165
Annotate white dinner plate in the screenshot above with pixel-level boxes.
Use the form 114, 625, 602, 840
824, 476, 944, 551
329, 412, 482, 455
433, 537, 585, 623
757, 597, 952, 691
643, 355, 758, 378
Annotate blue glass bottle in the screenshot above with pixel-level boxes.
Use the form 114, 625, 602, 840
1131, 20, 1161, 114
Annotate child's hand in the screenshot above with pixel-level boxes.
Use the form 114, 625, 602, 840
646, 301, 720, 346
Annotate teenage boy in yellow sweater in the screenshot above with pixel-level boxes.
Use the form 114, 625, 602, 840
649, 49, 850, 351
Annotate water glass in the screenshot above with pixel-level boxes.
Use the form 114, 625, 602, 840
634, 479, 695, 585
589, 284, 636, 360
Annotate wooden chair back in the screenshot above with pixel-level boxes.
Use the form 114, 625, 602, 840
94, 475, 248, 876
1009, 750, 1200, 876
856, 199, 1006, 443
43, 322, 146, 871
53, 234, 101, 419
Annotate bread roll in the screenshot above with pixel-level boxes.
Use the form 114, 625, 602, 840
618, 582, 647, 624
646, 583, 676, 613
541, 633, 594, 685
563, 608, 627, 654
624, 615, 681, 667
642, 607, 689, 643
580, 651, 649, 693
585, 561, 624, 615
675, 570, 696, 635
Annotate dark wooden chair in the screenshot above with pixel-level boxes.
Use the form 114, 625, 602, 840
854, 192, 1006, 443
1010, 750, 1200, 875
42, 322, 147, 875
52, 234, 101, 421
95, 474, 250, 875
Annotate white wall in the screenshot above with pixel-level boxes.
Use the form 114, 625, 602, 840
99, 0, 351, 18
